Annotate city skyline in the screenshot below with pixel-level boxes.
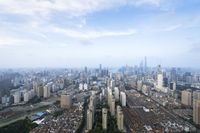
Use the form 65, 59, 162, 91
0, 0, 200, 68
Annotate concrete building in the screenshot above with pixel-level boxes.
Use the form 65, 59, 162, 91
181, 90, 192, 106
110, 97, 115, 116
36, 85, 43, 97
1, 95, 7, 104
32, 81, 38, 93
79, 83, 83, 91
114, 87, 119, 101
43, 85, 50, 98
24, 91, 29, 102
170, 82, 176, 91
87, 109, 93, 130
60, 94, 72, 109
120, 92, 126, 107
157, 73, 163, 90
84, 83, 88, 90
193, 91, 200, 124
107, 87, 112, 106
102, 108, 108, 130
117, 106, 124, 131
13, 91, 20, 104
137, 80, 143, 91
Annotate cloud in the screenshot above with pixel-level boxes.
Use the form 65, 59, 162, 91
163, 24, 182, 31
49, 26, 137, 40
0, 36, 23, 47
0, 35, 40, 47
0, 0, 162, 17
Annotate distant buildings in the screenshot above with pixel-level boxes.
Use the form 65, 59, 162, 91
60, 94, 72, 109
181, 90, 192, 106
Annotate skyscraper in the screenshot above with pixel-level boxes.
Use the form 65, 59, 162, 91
43, 85, 51, 98
193, 91, 200, 124
181, 90, 192, 106
117, 105, 124, 131
87, 109, 93, 130
157, 73, 163, 90
110, 97, 115, 116
120, 92, 126, 107
114, 87, 119, 101
144, 56, 147, 73
102, 108, 108, 130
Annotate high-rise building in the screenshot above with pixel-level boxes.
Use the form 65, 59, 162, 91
110, 97, 115, 116
170, 82, 176, 91
79, 83, 83, 91
87, 91, 96, 129
87, 109, 93, 130
181, 90, 192, 106
13, 91, 20, 104
43, 85, 51, 98
107, 87, 112, 106
99, 64, 102, 71
157, 73, 163, 90
193, 91, 200, 124
36, 85, 43, 97
60, 94, 72, 109
84, 83, 88, 90
102, 108, 108, 130
24, 91, 29, 102
114, 87, 119, 101
117, 105, 124, 131
137, 80, 143, 91
120, 92, 126, 107
170, 68, 177, 82
144, 56, 147, 73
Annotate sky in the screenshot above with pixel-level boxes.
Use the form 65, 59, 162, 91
0, 0, 200, 68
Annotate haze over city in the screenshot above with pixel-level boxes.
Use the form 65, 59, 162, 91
2, 1, 200, 133
0, 0, 200, 68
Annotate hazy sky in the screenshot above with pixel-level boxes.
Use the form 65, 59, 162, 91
0, 0, 200, 68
